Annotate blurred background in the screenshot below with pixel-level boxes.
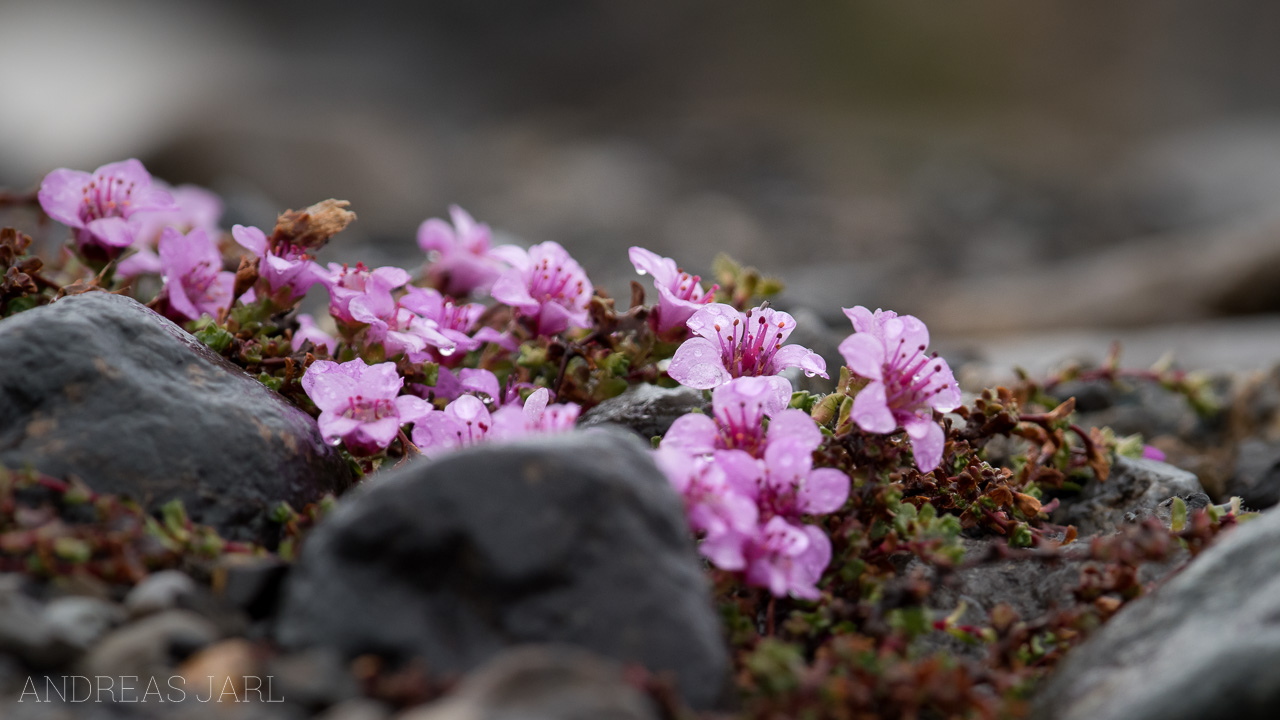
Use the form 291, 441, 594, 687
3, 0, 1280, 373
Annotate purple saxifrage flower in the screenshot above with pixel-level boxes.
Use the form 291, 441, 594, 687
157, 227, 236, 322
233, 224, 323, 304
399, 286, 514, 364
667, 303, 827, 403
118, 184, 224, 278
320, 262, 411, 326
293, 314, 336, 354
743, 517, 832, 601
418, 205, 507, 296
489, 241, 593, 336
301, 358, 431, 456
628, 246, 716, 333
838, 306, 962, 473
38, 159, 176, 260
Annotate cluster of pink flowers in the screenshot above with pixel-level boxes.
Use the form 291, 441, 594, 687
303, 359, 579, 457
37, 158, 974, 603
655, 377, 850, 599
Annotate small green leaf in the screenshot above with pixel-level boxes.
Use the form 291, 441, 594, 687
194, 324, 234, 353
1170, 496, 1188, 532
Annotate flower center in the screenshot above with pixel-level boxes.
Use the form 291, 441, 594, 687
79, 174, 135, 223
883, 339, 947, 410
529, 258, 585, 306
715, 400, 767, 455
712, 316, 788, 377
343, 395, 395, 422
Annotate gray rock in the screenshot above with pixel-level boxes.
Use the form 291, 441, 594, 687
576, 383, 707, 440
316, 699, 391, 720
1031, 505, 1280, 720
125, 571, 199, 618
1053, 379, 1210, 443
275, 430, 729, 710
214, 557, 290, 620
0, 292, 353, 544
1053, 456, 1204, 535
0, 575, 73, 669
42, 597, 126, 654
1225, 439, 1280, 510
400, 646, 657, 720
265, 648, 361, 711
78, 610, 219, 681
916, 536, 1184, 659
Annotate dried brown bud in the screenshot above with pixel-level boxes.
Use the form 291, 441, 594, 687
1013, 492, 1042, 518
0, 227, 33, 266
272, 199, 356, 250
233, 255, 260, 300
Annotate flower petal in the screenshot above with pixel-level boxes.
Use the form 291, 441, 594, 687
798, 468, 850, 515
668, 337, 731, 389
660, 413, 719, 456
851, 382, 896, 434
838, 333, 885, 381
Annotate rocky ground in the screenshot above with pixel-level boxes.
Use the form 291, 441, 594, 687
1, 291, 1279, 718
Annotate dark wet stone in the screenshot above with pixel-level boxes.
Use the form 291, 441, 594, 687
1053, 456, 1204, 536
1225, 439, 1280, 510
0, 292, 353, 544
1032, 505, 1280, 720
265, 647, 362, 712
275, 430, 729, 710
577, 383, 707, 440
214, 556, 290, 621
402, 646, 659, 720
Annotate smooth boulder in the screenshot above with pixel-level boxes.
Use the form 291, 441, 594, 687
0, 292, 353, 543
275, 429, 729, 710
1033, 506, 1280, 720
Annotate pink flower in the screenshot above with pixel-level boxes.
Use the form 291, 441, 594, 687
743, 518, 832, 601
492, 387, 581, 436
418, 206, 507, 296
399, 286, 513, 363
38, 159, 176, 260
411, 394, 495, 457
232, 224, 323, 304
301, 358, 431, 456
662, 375, 790, 457
667, 303, 827, 397
628, 247, 716, 333
654, 449, 758, 570
118, 184, 224, 278
1142, 445, 1167, 462
489, 241, 593, 336
293, 314, 336, 354
157, 227, 235, 322
838, 306, 962, 473
320, 262, 411, 325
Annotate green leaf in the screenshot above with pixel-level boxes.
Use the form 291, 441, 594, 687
1170, 496, 1188, 532
194, 324, 234, 353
